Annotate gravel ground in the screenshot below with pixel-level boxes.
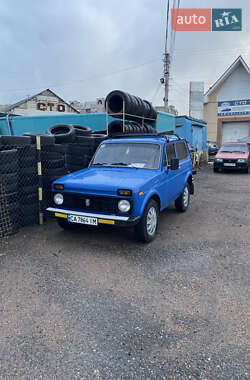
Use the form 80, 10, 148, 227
0, 166, 249, 379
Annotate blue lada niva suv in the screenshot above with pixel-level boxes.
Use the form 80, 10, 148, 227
47, 135, 194, 242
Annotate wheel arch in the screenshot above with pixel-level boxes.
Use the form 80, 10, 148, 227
139, 191, 161, 216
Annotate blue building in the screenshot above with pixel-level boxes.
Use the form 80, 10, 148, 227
0, 111, 175, 136
175, 116, 207, 152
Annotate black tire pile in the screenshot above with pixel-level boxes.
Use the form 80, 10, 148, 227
105, 90, 157, 137
0, 125, 106, 237
0, 135, 39, 236
40, 124, 106, 209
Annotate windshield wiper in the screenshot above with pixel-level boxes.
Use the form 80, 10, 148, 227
110, 162, 129, 166
91, 162, 109, 166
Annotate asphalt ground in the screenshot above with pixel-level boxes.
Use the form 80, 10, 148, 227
0, 166, 249, 379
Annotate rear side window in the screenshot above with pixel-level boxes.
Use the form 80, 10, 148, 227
176, 142, 188, 161
165, 143, 176, 161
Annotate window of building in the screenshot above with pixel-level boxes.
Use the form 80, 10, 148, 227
176, 141, 188, 161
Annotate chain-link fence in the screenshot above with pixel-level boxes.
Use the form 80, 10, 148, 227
0, 128, 106, 238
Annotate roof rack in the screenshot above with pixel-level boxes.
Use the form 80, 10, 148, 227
109, 133, 158, 138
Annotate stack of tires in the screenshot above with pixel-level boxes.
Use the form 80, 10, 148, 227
0, 148, 20, 237
45, 124, 106, 173
41, 144, 68, 209
18, 145, 39, 227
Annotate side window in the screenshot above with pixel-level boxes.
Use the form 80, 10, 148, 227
176, 142, 188, 161
165, 143, 176, 166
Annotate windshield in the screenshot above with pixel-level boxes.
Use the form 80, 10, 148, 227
91, 142, 161, 169
219, 144, 247, 153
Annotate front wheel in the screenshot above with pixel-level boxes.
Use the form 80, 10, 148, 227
135, 199, 159, 243
175, 184, 190, 212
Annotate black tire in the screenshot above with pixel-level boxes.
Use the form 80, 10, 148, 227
0, 191, 19, 211
0, 135, 32, 146
19, 156, 37, 169
46, 124, 76, 143
41, 151, 64, 161
74, 136, 95, 146
42, 167, 67, 177
42, 144, 68, 154
42, 174, 68, 188
19, 203, 39, 226
65, 153, 89, 166
91, 129, 107, 135
243, 167, 249, 173
42, 158, 65, 170
20, 192, 38, 205
213, 166, 218, 173
20, 185, 38, 196
56, 218, 81, 230
175, 184, 190, 212
23, 133, 55, 145
67, 163, 86, 172
72, 125, 92, 136
19, 166, 37, 176
19, 172, 38, 186
0, 172, 18, 193
135, 199, 159, 243
0, 149, 19, 174
67, 143, 95, 155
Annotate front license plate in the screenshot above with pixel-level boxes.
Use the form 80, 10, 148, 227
68, 214, 98, 226
224, 163, 236, 167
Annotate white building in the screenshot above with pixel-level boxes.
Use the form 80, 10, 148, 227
0, 89, 79, 116
70, 98, 105, 113
204, 56, 250, 145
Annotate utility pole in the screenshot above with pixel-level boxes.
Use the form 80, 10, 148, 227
164, 52, 170, 112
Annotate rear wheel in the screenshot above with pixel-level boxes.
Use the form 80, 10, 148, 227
56, 218, 81, 230
175, 184, 190, 212
135, 199, 159, 243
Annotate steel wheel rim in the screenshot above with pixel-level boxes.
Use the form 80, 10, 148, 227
146, 206, 157, 236
183, 186, 189, 207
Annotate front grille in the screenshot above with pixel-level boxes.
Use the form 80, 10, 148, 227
223, 159, 237, 163
63, 193, 118, 214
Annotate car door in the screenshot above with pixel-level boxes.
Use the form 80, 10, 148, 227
158, 142, 180, 209
175, 141, 190, 193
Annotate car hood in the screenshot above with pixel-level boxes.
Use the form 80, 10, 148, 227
55, 167, 160, 195
215, 152, 248, 160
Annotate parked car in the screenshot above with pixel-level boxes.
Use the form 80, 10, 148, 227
47, 135, 194, 243
213, 142, 250, 173
207, 141, 219, 156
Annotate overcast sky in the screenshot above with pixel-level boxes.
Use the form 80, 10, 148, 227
0, 0, 249, 114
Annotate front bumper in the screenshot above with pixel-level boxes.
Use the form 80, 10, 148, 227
214, 161, 249, 170
46, 207, 140, 227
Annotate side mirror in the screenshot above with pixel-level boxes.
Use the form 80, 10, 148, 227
169, 158, 179, 170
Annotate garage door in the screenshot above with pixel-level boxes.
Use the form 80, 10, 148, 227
222, 122, 249, 144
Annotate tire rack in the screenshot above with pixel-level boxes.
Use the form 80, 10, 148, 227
105, 100, 156, 135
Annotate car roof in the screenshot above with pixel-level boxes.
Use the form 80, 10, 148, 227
104, 136, 185, 145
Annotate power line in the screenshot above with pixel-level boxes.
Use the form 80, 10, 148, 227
0, 57, 161, 95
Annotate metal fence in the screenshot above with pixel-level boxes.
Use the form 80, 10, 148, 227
0, 132, 106, 238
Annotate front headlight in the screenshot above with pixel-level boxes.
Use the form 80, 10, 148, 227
54, 193, 64, 205
118, 199, 131, 213
215, 158, 223, 162
237, 159, 246, 163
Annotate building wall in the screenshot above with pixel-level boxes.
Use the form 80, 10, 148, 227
204, 64, 250, 144
203, 89, 219, 142
217, 65, 250, 101
10, 90, 77, 116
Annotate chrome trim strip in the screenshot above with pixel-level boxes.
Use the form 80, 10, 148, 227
46, 207, 129, 221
